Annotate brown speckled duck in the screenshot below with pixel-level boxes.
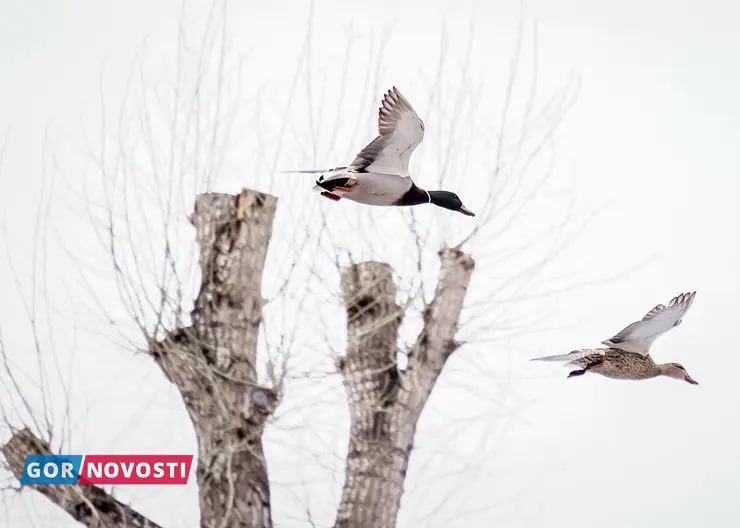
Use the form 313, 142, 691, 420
532, 291, 698, 385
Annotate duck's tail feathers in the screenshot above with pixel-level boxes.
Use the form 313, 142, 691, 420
530, 350, 583, 362
279, 166, 348, 174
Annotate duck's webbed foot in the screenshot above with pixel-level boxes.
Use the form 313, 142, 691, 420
320, 191, 341, 201
567, 368, 587, 378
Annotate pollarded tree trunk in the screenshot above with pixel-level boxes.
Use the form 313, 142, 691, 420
2, 188, 280, 528
149, 189, 280, 528
335, 250, 474, 528
1, 188, 475, 528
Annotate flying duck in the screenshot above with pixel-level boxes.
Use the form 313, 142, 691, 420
531, 291, 699, 384
285, 87, 475, 216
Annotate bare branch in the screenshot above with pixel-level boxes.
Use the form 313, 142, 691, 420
407, 248, 476, 393
1, 428, 161, 528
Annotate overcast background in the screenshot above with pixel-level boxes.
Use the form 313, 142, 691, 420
1, 0, 739, 527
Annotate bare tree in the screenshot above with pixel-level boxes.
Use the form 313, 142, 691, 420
0, 3, 584, 527
3, 186, 476, 528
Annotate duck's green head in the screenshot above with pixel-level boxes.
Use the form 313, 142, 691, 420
428, 191, 475, 216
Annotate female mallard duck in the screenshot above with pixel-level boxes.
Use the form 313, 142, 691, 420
285, 87, 475, 216
532, 291, 698, 384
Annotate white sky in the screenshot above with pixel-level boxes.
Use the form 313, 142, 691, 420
1, 0, 739, 527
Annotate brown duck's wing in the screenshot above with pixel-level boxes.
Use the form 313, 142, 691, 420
601, 291, 697, 355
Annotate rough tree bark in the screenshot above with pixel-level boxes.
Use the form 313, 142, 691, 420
148, 189, 280, 528
1, 188, 475, 528
335, 249, 475, 528
1, 188, 279, 528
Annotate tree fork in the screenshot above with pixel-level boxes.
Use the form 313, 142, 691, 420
150, 188, 279, 528
335, 249, 475, 528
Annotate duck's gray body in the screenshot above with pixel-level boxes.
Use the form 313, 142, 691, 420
289, 87, 473, 216
315, 169, 428, 207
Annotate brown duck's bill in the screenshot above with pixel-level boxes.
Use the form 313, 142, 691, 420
685, 375, 699, 385
459, 205, 475, 216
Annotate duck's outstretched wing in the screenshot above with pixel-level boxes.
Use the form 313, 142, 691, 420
349, 87, 425, 177
601, 291, 697, 355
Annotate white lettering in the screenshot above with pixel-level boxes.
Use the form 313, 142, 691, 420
103, 462, 119, 478
120, 462, 134, 479
165, 461, 179, 478
87, 462, 103, 479
61, 462, 74, 479
27, 462, 40, 478
152, 462, 164, 478
136, 463, 151, 478
43, 464, 58, 478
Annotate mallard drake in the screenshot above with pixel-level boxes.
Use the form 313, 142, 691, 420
284, 87, 475, 216
531, 292, 698, 384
